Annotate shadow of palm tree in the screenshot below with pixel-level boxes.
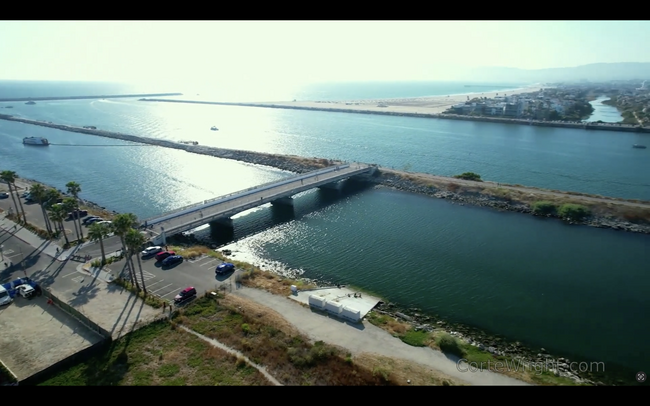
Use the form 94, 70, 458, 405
68, 284, 100, 307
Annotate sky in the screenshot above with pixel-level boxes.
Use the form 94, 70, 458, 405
1, 21, 649, 87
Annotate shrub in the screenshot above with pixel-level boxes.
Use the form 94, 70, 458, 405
436, 333, 465, 357
454, 172, 482, 181
558, 204, 590, 221
531, 201, 557, 215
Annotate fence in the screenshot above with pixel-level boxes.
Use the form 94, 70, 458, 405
41, 288, 112, 340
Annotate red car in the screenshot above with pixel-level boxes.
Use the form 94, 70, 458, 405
155, 251, 175, 262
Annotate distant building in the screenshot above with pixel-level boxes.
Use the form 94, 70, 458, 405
503, 103, 519, 117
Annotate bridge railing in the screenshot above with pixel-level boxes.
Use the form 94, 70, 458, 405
141, 163, 360, 223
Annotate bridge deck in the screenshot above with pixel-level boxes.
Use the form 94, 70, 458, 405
144, 163, 373, 238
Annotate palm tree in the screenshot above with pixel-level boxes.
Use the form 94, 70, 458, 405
48, 204, 68, 245
0, 170, 26, 224
29, 183, 53, 235
126, 228, 148, 295
113, 213, 140, 291
88, 222, 111, 265
62, 197, 80, 242
66, 181, 84, 240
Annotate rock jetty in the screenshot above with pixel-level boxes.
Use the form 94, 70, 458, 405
1, 114, 648, 235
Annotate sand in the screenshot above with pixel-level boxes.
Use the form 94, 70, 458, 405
253, 85, 544, 115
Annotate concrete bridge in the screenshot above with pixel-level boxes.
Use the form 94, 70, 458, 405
141, 163, 377, 245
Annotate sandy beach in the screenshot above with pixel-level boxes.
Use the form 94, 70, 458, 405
253, 85, 544, 115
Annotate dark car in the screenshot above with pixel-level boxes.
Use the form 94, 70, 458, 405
82, 216, 101, 225
67, 210, 89, 220
174, 287, 196, 304
155, 251, 175, 262
0, 192, 8, 199
162, 255, 183, 267
216, 262, 235, 275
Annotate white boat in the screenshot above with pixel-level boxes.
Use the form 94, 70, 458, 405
23, 137, 49, 146
210, 126, 218, 131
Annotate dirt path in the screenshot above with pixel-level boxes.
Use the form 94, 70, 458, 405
231, 286, 530, 386
383, 168, 650, 208
179, 325, 283, 386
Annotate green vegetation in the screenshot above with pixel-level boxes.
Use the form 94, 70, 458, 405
436, 333, 465, 357
531, 201, 558, 216
453, 172, 482, 181
38, 320, 270, 386
558, 203, 591, 221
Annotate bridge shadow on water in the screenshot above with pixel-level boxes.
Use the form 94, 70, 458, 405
184, 179, 375, 248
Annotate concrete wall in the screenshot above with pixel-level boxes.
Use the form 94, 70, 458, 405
341, 306, 361, 323
324, 300, 342, 315
308, 295, 326, 309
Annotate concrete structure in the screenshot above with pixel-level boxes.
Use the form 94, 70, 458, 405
142, 163, 376, 245
0, 296, 102, 382
291, 286, 382, 323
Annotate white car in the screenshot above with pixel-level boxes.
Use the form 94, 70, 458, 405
96, 221, 112, 226
141, 246, 163, 257
0, 286, 12, 306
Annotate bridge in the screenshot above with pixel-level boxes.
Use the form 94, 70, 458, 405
141, 163, 377, 245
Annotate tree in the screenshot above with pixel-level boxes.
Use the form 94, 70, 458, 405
62, 197, 80, 242
113, 213, 140, 291
126, 228, 148, 295
66, 181, 84, 240
48, 204, 68, 246
0, 170, 26, 224
29, 183, 53, 235
88, 222, 111, 265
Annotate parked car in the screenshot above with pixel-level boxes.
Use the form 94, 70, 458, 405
95, 220, 112, 226
82, 216, 101, 225
216, 262, 235, 275
67, 210, 89, 220
0, 192, 8, 199
141, 246, 163, 257
155, 251, 175, 262
162, 255, 183, 267
21, 192, 30, 198
0, 286, 11, 306
173, 287, 196, 304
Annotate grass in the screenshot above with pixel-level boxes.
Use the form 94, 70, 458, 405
365, 310, 585, 386
0, 362, 17, 385
37, 320, 272, 386
172, 292, 460, 385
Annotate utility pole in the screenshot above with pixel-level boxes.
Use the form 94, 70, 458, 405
0, 244, 3, 261
19, 247, 27, 278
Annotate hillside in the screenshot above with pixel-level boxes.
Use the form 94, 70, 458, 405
465, 63, 650, 83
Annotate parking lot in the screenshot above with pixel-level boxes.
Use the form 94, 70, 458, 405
116, 251, 240, 304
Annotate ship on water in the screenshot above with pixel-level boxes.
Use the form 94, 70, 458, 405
23, 137, 49, 146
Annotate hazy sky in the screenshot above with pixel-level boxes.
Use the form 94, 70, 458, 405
1, 21, 649, 87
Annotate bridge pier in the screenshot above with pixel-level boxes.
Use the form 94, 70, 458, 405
318, 181, 342, 191
271, 197, 294, 207
209, 217, 234, 243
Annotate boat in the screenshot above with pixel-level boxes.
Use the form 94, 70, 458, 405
210, 126, 218, 131
633, 144, 647, 149
25, 101, 36, 105
23, 137, 49, 146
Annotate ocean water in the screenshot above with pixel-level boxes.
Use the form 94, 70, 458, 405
0, 80, 649, 375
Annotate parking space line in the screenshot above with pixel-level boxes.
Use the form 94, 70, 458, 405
188, 255, 207, 263
62, 271, 80, 278
145, 279, 165, 289
159, 290, 179, 298
151, 283, 173, 294
72, 276, 84, 283
4, 253, 22, 259
200, 259, 218, 267
2, 249, 14, 255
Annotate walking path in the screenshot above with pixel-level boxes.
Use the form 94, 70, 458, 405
180, 326, 282, 386
232, 286, 530, 386
0, 212, 77, 261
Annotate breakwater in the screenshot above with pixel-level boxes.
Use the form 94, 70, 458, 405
1, 113, 649, 234
139, 98, 650, 133
0, 93, 182, 102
